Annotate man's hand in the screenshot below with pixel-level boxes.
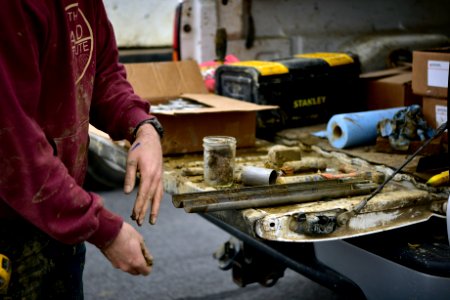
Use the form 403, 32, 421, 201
101, 222, 153, 276
124, 123, 164, 225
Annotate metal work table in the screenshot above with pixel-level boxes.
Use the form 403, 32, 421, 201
163, 125, 449, 297
164, 125, 447, 238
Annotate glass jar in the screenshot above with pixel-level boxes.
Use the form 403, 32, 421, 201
203, 136, 236, 187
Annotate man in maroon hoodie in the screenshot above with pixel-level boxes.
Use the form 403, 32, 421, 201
0, 0, 164, 298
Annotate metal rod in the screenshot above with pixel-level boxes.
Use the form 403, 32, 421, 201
337, 121, 448, 225
184, 183, 377, 213
172, 178, 370, 208
353, 121, 448, 214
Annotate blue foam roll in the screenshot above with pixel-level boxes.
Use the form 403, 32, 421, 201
326, 107, 405, 149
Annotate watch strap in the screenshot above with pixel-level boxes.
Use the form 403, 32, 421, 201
133, 117, 164, 140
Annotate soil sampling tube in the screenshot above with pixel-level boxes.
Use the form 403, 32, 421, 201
241, 166, 278, 186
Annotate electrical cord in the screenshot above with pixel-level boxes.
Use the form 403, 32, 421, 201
337, 121, 448, 226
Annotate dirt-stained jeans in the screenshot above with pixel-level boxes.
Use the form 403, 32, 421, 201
0, 220, 85, 300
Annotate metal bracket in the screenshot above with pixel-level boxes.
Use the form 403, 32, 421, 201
290, 209, 346, 235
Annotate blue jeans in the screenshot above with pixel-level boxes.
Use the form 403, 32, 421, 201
0, 220, 85, 300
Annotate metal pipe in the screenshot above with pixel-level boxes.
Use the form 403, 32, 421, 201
241, 166, 278, 186
172, 178, 371, 208
184, 183, 377, 213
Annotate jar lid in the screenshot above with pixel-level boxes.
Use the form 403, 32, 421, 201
203, 136, 236, 144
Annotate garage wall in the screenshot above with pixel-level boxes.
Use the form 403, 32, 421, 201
178, 0, 450, 70
103, 0, 178, 48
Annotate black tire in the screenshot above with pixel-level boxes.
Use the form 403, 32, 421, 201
84, 149, 126, 191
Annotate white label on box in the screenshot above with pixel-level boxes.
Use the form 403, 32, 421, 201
435, 104, 447, 127
428, 60, 449, 88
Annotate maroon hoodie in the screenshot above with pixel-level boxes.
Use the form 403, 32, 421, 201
0, 0, 152, 248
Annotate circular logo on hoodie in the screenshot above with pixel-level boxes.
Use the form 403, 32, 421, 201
65, 3, 93, 84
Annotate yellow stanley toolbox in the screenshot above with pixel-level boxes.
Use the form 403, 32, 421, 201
215, 52, 361, 139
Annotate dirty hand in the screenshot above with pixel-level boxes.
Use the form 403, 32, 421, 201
124, 123, 164, 225
101, 222, 153, 276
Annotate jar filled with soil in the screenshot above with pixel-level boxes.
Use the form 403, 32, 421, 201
203, 136, 236, 187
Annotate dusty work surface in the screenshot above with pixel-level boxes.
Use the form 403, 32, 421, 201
164, 125, 449, 242
275, 124, 440, 181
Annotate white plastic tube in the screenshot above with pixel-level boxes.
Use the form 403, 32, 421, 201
326, 107, 405, 149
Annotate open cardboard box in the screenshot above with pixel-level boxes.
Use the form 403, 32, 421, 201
124, 60, 277, 155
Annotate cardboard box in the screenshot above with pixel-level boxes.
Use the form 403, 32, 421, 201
412, 47, 450, 98
422, 97, 447, 129
360, 67, 422, 110
124, 60, 277, 154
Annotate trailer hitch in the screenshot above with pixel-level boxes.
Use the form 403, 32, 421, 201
213, 237, 286, 287
213, 237, 240, 270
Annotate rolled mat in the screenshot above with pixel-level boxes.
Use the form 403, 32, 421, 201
326, 107, 405, 149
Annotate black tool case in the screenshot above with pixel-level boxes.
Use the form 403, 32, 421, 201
215, 53, 361, 139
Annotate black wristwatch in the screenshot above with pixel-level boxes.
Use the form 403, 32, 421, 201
133, 117, 164, 140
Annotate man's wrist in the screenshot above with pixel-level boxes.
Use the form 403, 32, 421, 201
133, 117, 164, 140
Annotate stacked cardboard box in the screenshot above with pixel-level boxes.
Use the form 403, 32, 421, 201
360, 66, 422, 110
412, 47, 449, 130
411, 47, 449, 147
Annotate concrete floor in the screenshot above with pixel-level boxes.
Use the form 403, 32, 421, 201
83, 189, 342, 300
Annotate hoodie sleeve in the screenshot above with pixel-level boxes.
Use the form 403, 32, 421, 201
0, 1, 123, 249
89, 1, 153, 142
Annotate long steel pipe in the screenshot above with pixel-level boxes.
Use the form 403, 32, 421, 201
172, 178, 371, 208
184, 183, 376, 212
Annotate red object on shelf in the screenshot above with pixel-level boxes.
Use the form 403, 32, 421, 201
199, 54, 240, 92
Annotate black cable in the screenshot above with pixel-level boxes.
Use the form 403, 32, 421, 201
338, 121, 448, 225
354, 121, 448, 213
